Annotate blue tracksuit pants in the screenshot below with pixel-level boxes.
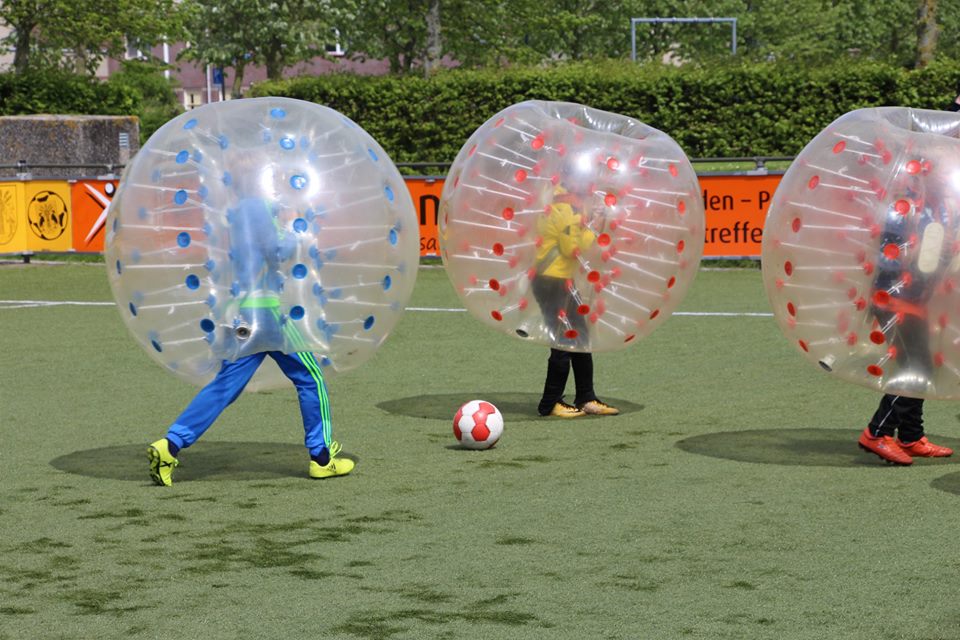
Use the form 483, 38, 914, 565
166, 350, 333, 458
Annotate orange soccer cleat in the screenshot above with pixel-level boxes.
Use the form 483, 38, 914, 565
858, 428, 913, 465
897, 437, 954, 458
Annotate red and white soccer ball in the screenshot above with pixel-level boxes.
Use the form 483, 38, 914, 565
453, 400, 504, 450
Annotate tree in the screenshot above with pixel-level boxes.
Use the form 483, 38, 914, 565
915, 0, 939, 68
109, 58, 182, 142
347, 0, 428, 74
0, 0, 184, 75
619, 0, 953, 68
179, 0, 352, 96
424, 0, 442, 75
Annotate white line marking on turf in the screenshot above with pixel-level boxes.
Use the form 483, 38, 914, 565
0, 300, 773, 317
0, 299, 115, 309
676, 311, 773, 317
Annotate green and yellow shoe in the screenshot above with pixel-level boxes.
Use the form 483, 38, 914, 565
309, 441, 355, 479
147, 438, 179, 486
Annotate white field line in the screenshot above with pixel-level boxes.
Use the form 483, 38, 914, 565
0, 300, 116, 309
0, 299, 773, 317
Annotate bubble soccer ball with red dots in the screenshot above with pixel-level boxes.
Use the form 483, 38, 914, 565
439, 101, 704, 352
105, 97, 419, 391
762, 107, 960, 399
453, 400, 504, 450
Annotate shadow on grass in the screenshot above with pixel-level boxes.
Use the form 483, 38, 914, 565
676, 429, 960, 468
930, 471, 960, 496
50, 441, 355, 482
377, 392, 643, 422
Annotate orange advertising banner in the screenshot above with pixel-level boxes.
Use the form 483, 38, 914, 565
406, 177, 445, 257
70, 179, 118, 252
0, 173, 784, 258
407, 173, 784, 258
698, 173, 783, 258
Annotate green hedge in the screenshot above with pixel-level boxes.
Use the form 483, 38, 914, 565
250, 60, 960, 163
0, 70, 141, 117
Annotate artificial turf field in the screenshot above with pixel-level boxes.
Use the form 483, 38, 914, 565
1, 262, 959, 640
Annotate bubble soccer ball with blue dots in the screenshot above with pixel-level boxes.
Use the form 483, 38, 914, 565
105, 97, 419, 390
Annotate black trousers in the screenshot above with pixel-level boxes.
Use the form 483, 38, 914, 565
531, 275, 597, 414
868, 394, 924, 442
538, 349, 598, 415
866, 310, 929, 442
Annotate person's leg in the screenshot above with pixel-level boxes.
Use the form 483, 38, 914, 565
269, 351, 332, 460
539, 348, 572, 415
894, 398, 953, 457
166, 353, 266, 452
890, 396, 924, 442
878, 315, 950, 456
571, 352, 597, 406
532, 276, 565, 343
572, 352, 620, 415
867, 394, 900, 438
149, 353, 265, 486
270, 351, 355, 477
858, 394, 912, 465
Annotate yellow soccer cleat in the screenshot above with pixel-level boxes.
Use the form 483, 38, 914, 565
309, 441, 355, 479
547, 401, 586, 418
578, 400, 620, 416
147, 438, 179, 486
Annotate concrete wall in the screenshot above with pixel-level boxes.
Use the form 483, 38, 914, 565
0, 115, 140, 178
